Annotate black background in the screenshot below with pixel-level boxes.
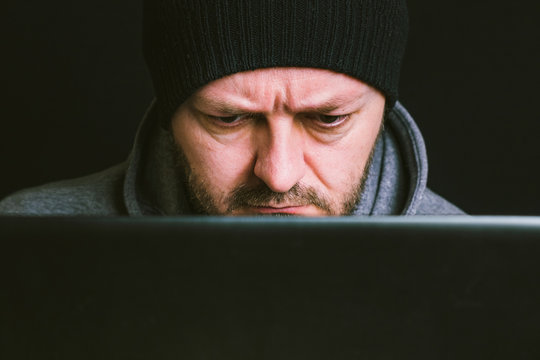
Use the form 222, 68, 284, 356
1, 0, 539, 214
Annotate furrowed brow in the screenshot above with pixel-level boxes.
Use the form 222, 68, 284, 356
191, 93, 363, 114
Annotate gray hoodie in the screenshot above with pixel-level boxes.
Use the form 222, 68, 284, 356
0, 102, 463, 216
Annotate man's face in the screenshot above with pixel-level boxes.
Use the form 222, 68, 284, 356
171, 68, 385, 216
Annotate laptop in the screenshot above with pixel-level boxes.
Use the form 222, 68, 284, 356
1, 216, 539, 359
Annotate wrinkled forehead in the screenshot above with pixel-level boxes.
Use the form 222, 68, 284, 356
190, 67, 381, 113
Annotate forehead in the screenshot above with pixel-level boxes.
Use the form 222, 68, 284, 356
192, 67, 378, 112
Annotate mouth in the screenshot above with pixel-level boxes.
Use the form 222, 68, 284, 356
249, 205, 306, 215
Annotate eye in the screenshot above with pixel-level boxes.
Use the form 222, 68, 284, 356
303, 113, 350, 128
319, 115, 344, 124
208, 114, 254, 126
214, 115, 241, 124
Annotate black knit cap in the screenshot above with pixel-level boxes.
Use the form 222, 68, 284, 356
142, 0, 409, 124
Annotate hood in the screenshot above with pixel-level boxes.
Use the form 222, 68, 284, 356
122, 102, 428, 216
354, 102, 429, 215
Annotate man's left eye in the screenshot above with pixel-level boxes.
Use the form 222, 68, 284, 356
319, 115, 342, 124
309, 114, 349, 127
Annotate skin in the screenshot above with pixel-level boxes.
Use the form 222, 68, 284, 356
171, 67, 385, 216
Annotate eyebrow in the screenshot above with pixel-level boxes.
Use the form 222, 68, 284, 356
191, 95, 246, 114
293, 95, 364, 114
299, 99, 346, 114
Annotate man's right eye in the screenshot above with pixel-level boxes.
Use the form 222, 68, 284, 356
213, 115, 240, 123
208, 113, 259, 127
207, 114, 245, 126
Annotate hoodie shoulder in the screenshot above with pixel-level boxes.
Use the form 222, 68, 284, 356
415, 188, 465, 215
0, 163, 128, 216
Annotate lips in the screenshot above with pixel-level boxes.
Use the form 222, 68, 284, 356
248, 205, 308, 215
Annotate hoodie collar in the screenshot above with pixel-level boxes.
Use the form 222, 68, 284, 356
387, 102, 429, 215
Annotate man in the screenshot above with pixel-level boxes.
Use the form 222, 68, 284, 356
0, 0, 463, 216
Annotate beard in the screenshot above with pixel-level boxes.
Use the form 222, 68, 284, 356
172, 124, 382, 216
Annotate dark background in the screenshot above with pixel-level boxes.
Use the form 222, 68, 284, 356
1, 0, 539, 214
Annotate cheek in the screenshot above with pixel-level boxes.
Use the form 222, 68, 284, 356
194, 146, 251, 187
309, 143, 368, 189
307, 123, 380, 191
174, 123, 255, 191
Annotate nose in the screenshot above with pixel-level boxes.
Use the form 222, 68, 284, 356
253, 118, 306, 193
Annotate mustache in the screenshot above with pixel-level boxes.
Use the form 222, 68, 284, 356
226, 183, 333, 214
